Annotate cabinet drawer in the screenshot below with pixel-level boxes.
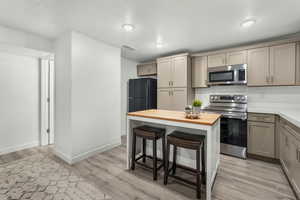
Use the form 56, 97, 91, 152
248, 113, 275, 123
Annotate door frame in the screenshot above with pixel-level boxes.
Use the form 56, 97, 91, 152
40, 57, 54, 146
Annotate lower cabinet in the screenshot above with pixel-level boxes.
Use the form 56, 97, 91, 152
157, 88, 188, 111
279, 118, 300, 199
247, 121, 275, 158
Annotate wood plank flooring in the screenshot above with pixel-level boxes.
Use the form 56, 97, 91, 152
0, 141, 296, 200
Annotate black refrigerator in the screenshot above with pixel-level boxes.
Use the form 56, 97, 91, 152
128, 78, 157, 112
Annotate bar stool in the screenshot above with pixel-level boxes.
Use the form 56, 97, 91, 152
131, 125, 166, 180
164, 131, 205, 199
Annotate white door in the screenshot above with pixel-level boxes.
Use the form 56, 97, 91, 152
40, 58, 54, 145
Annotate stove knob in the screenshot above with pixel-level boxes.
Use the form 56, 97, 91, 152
236, 97, 241, 101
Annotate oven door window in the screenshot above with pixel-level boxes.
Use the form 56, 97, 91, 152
221, 118, 247, 147
209, 71, 234, 82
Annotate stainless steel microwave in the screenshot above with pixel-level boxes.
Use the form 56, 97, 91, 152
207, 64, 247, 85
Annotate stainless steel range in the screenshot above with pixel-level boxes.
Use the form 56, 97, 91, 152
203, 94, 247, 159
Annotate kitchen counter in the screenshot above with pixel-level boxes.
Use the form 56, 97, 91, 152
127, 109, 221, 126
248, 107, 300, 128
127, 109, 221, 200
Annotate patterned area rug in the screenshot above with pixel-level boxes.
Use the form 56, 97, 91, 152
0, 154, 111, 200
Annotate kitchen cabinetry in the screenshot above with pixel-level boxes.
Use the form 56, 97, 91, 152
297, 42, 300, 85
226, 50, 247, 65
270, 43, 296, 85
137, 62, 157, 76
157, 59, 172, 88
157, 53, 193, 111
207, 50, 247, 68
157, 54, 189, 88
207, 53, 226, 68
191, 56, 207, 88
247, 43, 296, 86
279, 117, 300, 199
247, 47, 270, 86
157, 88, 187, 111
247, 113, 275, 158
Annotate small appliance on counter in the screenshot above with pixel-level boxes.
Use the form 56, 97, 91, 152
203, 94, 248, 158
128, 78, 157, 112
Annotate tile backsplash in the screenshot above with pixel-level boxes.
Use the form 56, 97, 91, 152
195, 85, 300, 110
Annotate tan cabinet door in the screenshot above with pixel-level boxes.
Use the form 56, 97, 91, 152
192, 56, 207, 88
171, 88, 187, 111
207, 53, 226, 68
226, 50, 247, 65
290, 137, 300, 197
247, 47, 270, 86
172, 56, 187, 87
157, 89, 171, 110
270, 43, 296, 85
157, 59, 172, 88
280, 127, 291, 175
248, 121, 275, 158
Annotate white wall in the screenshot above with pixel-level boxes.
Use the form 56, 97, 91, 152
71, 32, 121, 159
54, 32, 72, 160
0, 25, 53, 52
54, 31, 121, 163
195, 85, 300, 110
0, 52, 40, 154
121, 57, 137, 135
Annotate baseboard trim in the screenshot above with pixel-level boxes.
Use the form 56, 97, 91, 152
71, 139, 121, 164
53, 148, 73, 165
247, 153, 280, 164
0, 141, 39, 155
54, 139, 122, 165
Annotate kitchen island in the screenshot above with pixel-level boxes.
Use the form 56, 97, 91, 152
127, 109, 221, 200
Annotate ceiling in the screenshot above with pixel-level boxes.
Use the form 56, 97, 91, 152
0, 0, 300, 62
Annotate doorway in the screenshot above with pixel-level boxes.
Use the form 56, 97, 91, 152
40, 58, 54, 145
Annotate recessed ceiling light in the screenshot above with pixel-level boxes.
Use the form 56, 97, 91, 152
156, 42, 164, 48
122, 24, 135, 32
241, 19, 256, 28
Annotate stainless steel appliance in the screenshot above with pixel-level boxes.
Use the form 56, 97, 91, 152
203, 94, 247, 158
207, 64, 247, 85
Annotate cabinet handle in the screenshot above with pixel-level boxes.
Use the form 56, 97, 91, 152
297, 149, 300, 162
266, 76, 270, 83
168, 81, 170, 86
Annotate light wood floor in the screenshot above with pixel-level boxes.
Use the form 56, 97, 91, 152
0, 142, 296, 200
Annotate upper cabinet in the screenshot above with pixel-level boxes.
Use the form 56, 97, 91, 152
157, 54, 190, 88
157, 58, 173, 88
207, 50, 247, 68
226, 50, 247, 65
247, 47, 270, 86
172, 56, 188, 88
157, 53, 193, 111
137, 62, 157, 76
297, 42, 300, 85
270, 43, 296, 86
207, 53, 226, 68
247, 43, 296, 86
191, 56, 207, 88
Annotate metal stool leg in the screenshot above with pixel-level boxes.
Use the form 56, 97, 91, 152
202, 144, 206, 185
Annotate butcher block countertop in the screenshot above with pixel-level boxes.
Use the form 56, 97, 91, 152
127, 109, 221, 126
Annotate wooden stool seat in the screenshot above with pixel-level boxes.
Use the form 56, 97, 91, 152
131, 125, 166, 180
164, 131, 205, 199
